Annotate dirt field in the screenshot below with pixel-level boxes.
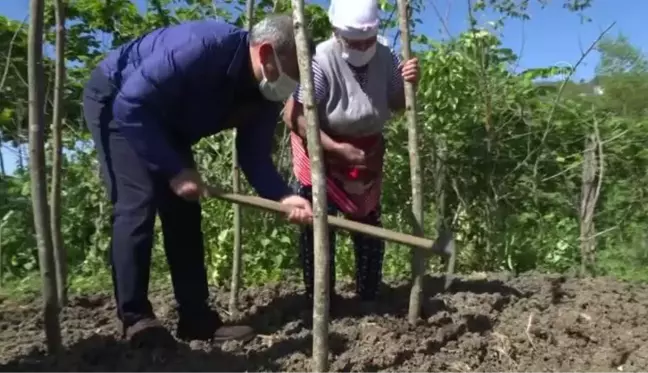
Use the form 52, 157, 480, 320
1, 272, 647, 372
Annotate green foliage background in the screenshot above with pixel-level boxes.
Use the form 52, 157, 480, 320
1, 0, 647, 297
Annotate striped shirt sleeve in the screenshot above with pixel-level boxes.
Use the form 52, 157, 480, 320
388, 50, 404, 99
293, 59, 329, 104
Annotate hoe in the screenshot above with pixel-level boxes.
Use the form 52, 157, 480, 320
206, 186, 456, 290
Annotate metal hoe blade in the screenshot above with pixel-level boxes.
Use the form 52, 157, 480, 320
431, 229, 456, 290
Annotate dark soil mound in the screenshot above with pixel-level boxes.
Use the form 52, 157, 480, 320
1, 272, 647, 371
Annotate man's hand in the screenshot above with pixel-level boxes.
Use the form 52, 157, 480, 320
169, 169, 206, 201
280, 195, 313, 224
332, 142, 366, 165
401, 57, 419, 84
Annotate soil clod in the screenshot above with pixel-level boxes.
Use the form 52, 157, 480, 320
1, 272, 647, 371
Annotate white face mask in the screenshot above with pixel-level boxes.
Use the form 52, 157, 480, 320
259, 47, 298, 102
340, 42, 376, 67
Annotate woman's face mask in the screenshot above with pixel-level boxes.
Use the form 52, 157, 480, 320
337, 35, 377, 67
259, 46, 298, 102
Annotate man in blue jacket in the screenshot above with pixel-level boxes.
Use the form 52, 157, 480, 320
83, 14, 313, 348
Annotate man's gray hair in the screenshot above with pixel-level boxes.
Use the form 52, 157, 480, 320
250, 14, 296, 56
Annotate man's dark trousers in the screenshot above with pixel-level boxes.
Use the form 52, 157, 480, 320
83, 68, 212, 329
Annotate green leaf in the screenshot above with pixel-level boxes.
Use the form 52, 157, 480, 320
217, 229, 230, 243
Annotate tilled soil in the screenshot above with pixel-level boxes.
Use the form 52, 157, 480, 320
1, 272, 647, 372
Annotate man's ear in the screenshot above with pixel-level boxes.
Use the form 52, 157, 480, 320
257, 42, 281, 81
258, 42, 273, 64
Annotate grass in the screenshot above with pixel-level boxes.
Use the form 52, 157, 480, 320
0, 267, 170, 303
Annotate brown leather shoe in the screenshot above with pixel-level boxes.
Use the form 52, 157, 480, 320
125, 317, 177, 349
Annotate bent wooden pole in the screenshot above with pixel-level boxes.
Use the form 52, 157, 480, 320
205, 187, 454, 258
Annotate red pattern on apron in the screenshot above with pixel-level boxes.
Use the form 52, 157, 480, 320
291, 131, 384, 218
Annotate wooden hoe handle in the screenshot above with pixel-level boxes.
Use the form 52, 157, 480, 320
205, 187, 439, 252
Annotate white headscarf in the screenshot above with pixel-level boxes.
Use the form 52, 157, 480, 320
328, 0, 380, 40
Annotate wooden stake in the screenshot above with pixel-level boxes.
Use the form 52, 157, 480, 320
290, 1, 330, 370
397, 0, 426, 325
228, 0, 256, 318
28, 0, 62, 353
50, 0, 68, 308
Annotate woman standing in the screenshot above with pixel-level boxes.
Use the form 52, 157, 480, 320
283, 0, 419, 306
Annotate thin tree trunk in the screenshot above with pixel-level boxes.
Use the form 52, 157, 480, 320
50, 0, 67, 307
291, 1, 330, 371
228, 0, 255, 317
0, 220, 4, 287
17, 117, 25, 171
398, 0, 425, 325
0, 132, 5, 176
435, 138, 456, 290
28, 0, 61, 354
0, 18, 26, 151
276, 122, 291, 177
579, 129, 602, 276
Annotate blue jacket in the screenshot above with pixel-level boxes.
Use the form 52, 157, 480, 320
98, 20, 291, 201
